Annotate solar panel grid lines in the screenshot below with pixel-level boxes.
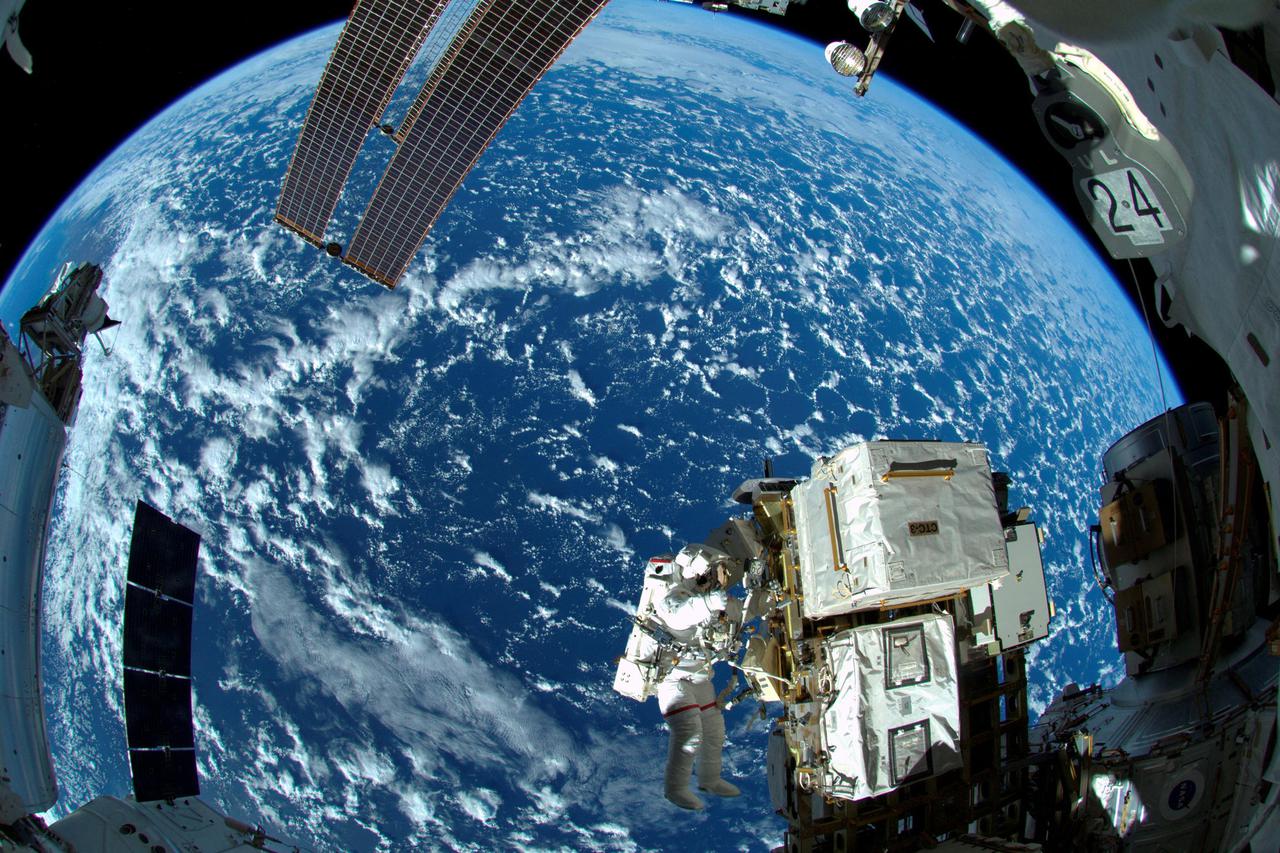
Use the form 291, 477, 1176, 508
394, 0, 492, 143
394, 0, 496, 144
345, 0, 517, 283
274, 0, 448, 245
345, 0, 612, 287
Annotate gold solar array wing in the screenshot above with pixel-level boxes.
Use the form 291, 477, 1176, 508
274, 0, 448, 246
343, 0, 612, 287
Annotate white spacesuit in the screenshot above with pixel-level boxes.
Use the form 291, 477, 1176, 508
652, 545, 744, 810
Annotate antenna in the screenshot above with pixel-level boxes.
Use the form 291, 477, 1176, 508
17, 262, 113, 424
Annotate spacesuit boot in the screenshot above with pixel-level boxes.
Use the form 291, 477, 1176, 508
695, 703, 741, 798
663, 708, 705, 810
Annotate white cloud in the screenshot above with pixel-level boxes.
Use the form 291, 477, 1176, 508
567, 369, 597, 407
473, 551, 514, 584
360, 462, 402, 516
591, 455, 619, 475
394, 786, 440, 832
244, 558, 574, 783
432, 184, 731, 313
200, 436, 237, 484
333, 743, 397, 787
526, 491, 601, 524
604, 523, 634, 563
456, 788, 501, 823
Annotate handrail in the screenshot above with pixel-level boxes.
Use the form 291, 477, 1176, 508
881, 468, 955, 483
823, 485, 848, 573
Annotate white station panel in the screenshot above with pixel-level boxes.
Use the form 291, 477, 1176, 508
993, 522, 1051, 649
0, 393, 68, 819
51, 795, 268, 853
814, 613, 962, 800
792, 441, 1008, 617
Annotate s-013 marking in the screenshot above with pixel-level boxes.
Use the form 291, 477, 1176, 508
908, 521, 940, 537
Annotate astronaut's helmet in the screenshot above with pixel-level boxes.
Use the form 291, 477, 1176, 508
675, 544, 733, 589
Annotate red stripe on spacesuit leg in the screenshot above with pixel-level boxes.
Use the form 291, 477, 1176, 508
663, 704, 700, 717
699, 702, 717, 710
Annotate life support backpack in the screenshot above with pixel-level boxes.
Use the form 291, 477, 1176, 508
612, 554, 680, 702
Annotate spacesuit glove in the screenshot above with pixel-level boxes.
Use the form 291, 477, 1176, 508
704, 589, 728, 613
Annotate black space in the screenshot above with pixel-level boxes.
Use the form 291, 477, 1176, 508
1, 2, 349, 274
0, 0, 1230, 408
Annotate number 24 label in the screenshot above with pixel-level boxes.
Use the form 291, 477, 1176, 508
1084, 169, 1170, 246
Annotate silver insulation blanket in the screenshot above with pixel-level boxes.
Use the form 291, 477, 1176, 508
818, 613, 962, 800
793, 440, 1008, 617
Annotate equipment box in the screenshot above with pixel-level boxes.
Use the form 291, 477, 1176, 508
797, 613, 963, 801
792, 441, 1008, 617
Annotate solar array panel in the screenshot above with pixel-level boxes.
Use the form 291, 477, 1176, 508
122, 501, 202, 803
122, 584, 195, 676
274, 0, 448, 245
343, 0, 611, 287
124, 669, 196, 750
128, 750, 200, 805
399, 0, 488, 115
128, 500, 200, 603
391, 0, 495, 145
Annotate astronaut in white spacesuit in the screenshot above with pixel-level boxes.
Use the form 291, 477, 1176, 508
652, 545, 744, 810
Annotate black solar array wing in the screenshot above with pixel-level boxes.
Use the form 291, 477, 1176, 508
343, 0, 612, 287
122, 501, 203, 803
127, 500, 200, 604
124, 669, 195, 749
129, 749, 199, 804
274, 0, 448, 245
122, 584, 194, 676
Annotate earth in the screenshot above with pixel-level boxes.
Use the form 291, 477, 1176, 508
2, 0, 1176, 849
